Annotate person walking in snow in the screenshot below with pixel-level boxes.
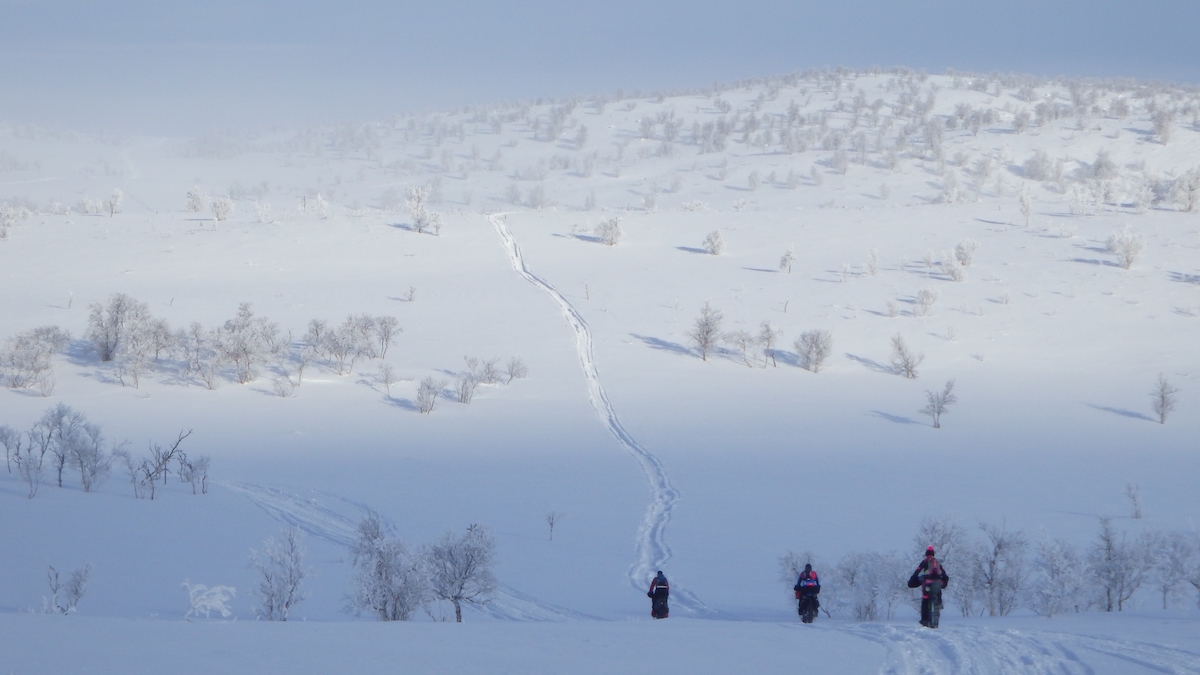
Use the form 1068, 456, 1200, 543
793, 563, 821, 623
647, 571, 670, 619
909, 546, 949, 628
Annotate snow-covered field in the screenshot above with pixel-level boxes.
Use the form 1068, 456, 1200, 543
2, 67, 1199, 673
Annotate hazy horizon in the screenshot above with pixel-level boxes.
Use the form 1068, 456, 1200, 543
3, 0, 1199, 135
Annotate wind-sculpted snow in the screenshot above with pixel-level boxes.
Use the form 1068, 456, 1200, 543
489, 214, 717, 618
839, 623, 1200, 675
221, 481, 593, 621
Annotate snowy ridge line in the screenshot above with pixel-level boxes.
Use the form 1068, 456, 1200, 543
220, 481, 592, 622
488, 213, 716, 618
837, 623, 1200, 675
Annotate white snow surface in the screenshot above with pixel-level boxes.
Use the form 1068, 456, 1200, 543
2, 68, 1200, 673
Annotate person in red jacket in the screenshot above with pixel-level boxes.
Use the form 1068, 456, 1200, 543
793, 563, 821, 623
647, 571, 669, 619
909, 547, 949, 628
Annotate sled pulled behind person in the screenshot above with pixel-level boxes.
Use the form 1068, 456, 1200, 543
908, 546, 949, 628
647, 571, 669, 619
793, 563, 820, 623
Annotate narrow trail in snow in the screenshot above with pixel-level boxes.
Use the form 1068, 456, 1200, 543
489, 213, 716, 617
837, 622, 1200, 675
220, 481, 599, 621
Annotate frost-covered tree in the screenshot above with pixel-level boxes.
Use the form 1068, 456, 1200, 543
921, 380, 957, 429
107, 189, 123, 217
1106, 227, 1144, 270
250, 527, 310, 621
687, 302, 724, 361
954, 239, 979, 267
795, 329, 832, 373
1087, 517, 1149, 612
422, 523, 497, 623
505, 357, 528, 383
702, 230, 725, 255
890, 334, 923, 379
759, 321, 781, 368
914, 287, 938, 317
347, 513, 427, 621
186, 187, 208, 212
594, 217, 622, 246
1149, 531, 1198, 610
214, 303, 282, 384
86, 293, 150, 362
416, 376, 445, 413
967, 521, 1028, 617
1, 326, 70, 394
211, 197, 234, 222
1028, 533, 1084, 617
1150, 374, 1179, 424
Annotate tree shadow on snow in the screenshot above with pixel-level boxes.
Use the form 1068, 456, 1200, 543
870, 410, 922, 425
1169, 272, 1200, 285
1070, 258, 1121, 267
676, 246, 708, 254
742, 267, 778, 273
387, 397, 420, 412
630, 333, 694, 358
846, 353, 894, 375
1085, 403, 1155, 422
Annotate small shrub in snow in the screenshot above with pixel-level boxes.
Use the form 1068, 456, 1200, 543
943, 254, 966, 282
954, 239, 979, 267
106, 189, 123, 217
914, 287, 938, 316
45, 562, 92, 614
505, 357, 528, 383
687, 302, 723, 361
211, 197, 234, 222
779, 247, 795, 273
1150, 374, 1179, 424
920, 380, 957, 428
890, 334, 923, 379
186, 187, 208, 212
795, 330, 832, 373
702, 230, 725, 255
594, 217, 622, 246
416, 376, 444, 413
1105, 227, 1144, 269
681, 201, 709, 211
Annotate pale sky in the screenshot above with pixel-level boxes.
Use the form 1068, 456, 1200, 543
3, 0, 1198, 134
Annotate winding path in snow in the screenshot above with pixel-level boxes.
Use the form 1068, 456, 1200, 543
489, 214, 715, 617
838, 622, 1200, 675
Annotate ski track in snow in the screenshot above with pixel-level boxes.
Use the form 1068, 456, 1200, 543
219, 481, 597, 621
489, 214, 716, 618
837, 623, 1200, 675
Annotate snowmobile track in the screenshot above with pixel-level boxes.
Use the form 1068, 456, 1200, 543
489, 213, 715, 617
221, 480, 597, 621
839, 622, 1200, 675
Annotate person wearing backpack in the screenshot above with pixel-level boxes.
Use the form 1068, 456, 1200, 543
792, 563, 821, 623
908, 546, 949, 628
647, 571, 670, 619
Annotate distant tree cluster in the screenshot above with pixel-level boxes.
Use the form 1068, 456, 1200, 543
1, 404, 206, 500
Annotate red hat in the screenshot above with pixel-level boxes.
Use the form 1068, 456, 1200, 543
926, 546, 935, 556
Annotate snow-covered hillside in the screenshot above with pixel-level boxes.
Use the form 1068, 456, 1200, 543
2, 67, 1199, 673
